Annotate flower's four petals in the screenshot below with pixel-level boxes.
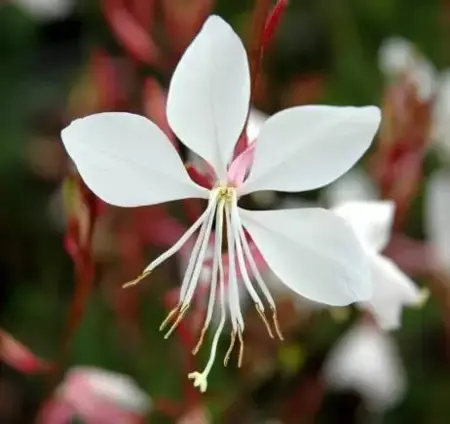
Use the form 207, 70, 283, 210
240, 106, 381, 195
167, 15, 251, 179
61, 112, 208, 207
239, 207, 372, 306
332, 200, 395, 252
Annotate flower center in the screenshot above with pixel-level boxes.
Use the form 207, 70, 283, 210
123, 184, 283, 392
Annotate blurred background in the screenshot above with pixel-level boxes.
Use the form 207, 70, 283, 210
1, 0, 450, 422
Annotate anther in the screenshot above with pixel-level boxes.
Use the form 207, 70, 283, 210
271, 307, 284, 341
223, 330, 237, 367
122, 271, 151, 288
164, 304, 189, 339
192, 325, 208, 355
237, 330, 244, 368
255, 304, 274, 339
159, 305, 180, 331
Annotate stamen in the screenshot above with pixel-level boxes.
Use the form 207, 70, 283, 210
237, 329, 244, 368
192, 326, 207, 355
230, 200, 265, 311
188, 222, 227, 392
179, 194, 219, 302
232, 206, 277, 310
255, 304, 274, 339
223, 330, 236, 366
225, 204, 244, 332
271, 306, 284, 341
122, 270, 151, 288
164, 304, 189, 339
192, 200, 224, 355
180, 199, 217, 304
159, 305, 180, 331
149, 196, 215, 272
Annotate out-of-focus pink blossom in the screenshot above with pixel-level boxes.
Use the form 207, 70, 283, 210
177, 407, 211, 424
38, 367, 150, 424
0, 330, 49, 374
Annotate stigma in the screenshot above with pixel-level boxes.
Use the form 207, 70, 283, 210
123, 185, 283, 392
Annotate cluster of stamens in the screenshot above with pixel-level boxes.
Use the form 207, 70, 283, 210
123, 185, 283, 392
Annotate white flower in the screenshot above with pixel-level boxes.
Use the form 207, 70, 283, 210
13, 0, 74, 21
425, 170, 450, 274
323, 322, 406, 412
61, 15, 381, 391
378, 36, 436, 101
332, 201, 425, 330
323, 168, 380, 206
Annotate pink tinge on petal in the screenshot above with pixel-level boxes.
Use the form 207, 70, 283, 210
227, 141, 256, 186
233, 131, 250, 158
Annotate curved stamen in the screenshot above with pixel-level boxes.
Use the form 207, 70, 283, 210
233, 206, 284, 341
225, 203, 244, 332
188, 202, 227, 392
181, 196, 218, 307
123, 192, 217, 289
192, 200, 223, 355
179, 192, 219, 301
223, 330, 236, 366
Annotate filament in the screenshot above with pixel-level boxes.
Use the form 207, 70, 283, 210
225, 203, 244, 332
192, 200, 224, 354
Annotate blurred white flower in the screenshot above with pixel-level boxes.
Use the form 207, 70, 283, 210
425, 170, 450, 274
322, 168, 379, 206
378, 36, 437, 101
13, 0, 74, 21
432, 70, 450, 160
323, 322, 406, 412
333, 201, 425, 330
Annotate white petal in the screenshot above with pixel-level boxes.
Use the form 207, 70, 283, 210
425, 170, 450, 273
238, 207, 371, 306
324, 322, 406, 412
61, 113, 208, 207
323, 168, 379, 206
240, 106, 381, 195
362, 254, 422, 330
167, 15, 250, 178
246, 108, 268, 141
332, 201, 395, 252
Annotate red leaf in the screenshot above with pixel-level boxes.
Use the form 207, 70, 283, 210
161, 0, 214, 61
91, 49, 127, 110
262, 0, 289, 52
102, 0, 163, 67
143, 78, 178, 149
129, 0, 155, 29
